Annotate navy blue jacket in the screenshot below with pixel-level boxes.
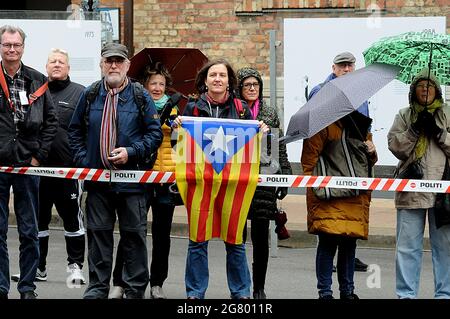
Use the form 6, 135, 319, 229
68, 79, 163, 193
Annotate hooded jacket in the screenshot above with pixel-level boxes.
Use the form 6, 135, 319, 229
388, 69, 450, 209
301, 112, 377, 239
237, 67, 292, 220
183, 93, 251, 120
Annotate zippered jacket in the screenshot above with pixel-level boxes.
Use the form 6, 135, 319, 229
0, 65, 58, 166
301, 118, 377, 239
69, 79, 163, 193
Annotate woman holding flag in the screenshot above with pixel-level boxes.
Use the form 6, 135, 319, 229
173, 59, 268, 299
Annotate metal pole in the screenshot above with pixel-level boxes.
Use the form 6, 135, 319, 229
269, 30, 277, 110
269, 29, 278, 258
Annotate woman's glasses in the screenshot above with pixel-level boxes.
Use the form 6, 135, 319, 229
243, 82, 260, 90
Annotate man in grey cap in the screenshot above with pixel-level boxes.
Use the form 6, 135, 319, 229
308, 51, 369, 117
68, 43, 163, 298
307, 51, 370, 273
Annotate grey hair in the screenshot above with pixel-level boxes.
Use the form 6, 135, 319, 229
48, 48, 69, 65
0, 25, 26, 44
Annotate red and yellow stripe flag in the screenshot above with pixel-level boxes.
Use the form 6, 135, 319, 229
175, 116, 261, 244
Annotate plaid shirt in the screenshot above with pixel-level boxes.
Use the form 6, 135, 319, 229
2, 64, 27, 124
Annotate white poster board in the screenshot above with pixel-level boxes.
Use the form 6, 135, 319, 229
284, 17, 446, 165
1, 19, 102, 86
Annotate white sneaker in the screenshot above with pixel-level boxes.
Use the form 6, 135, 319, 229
109, 286, 125, 299
67, 263, 86, 285
150, 286, 166, 299
36, 268, 48, 282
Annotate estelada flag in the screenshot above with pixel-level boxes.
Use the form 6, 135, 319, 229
175, 116, 261, 244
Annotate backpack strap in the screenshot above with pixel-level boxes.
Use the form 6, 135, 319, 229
132, 81, 146, 119
28, 82, 49, 105
192, 104, 199, 117
84, 80, 146, 128
233, 98, 245, 119
84, 80, 102, 129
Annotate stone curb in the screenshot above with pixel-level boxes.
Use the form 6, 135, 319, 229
8, 215, 431, 250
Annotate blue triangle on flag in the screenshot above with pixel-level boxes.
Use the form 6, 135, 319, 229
183, 119, 258, 174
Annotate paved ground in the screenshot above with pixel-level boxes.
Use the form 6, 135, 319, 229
4, 227, 435, 300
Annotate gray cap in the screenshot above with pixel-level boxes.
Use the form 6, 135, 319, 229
333, 52, 356, 64
101, 43, 128, 59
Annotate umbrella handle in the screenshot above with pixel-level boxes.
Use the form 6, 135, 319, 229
167, 87, 188, 100
348, 116, 365, 141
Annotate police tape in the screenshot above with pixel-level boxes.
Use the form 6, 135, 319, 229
0, 166, 448, 193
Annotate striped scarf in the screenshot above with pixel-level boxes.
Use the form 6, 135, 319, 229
100, 78, 128, 169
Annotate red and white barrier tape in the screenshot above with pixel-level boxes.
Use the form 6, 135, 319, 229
0, 166, 448, 193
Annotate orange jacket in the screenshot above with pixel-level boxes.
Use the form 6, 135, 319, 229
301, 120, 377, 239
152, 109, 177, 172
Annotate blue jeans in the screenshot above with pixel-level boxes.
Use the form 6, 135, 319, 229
0, 173, 40, 295
185, 240, 251, 299
396, 208, 450, 299
316, 233, 357, 298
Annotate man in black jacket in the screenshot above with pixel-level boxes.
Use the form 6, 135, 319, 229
0, 25, 58, 299
11, 48, 86, 286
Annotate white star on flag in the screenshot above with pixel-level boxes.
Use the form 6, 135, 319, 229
204, 126, 237, 155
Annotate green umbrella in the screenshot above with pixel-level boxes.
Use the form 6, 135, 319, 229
363, 30, 450, 85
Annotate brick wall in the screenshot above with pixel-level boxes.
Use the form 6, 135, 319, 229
72, 0, 449, 106
132, 0, 449, 114
133, 0, 449, 75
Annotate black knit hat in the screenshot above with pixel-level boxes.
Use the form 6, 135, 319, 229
236, 67, 263, 101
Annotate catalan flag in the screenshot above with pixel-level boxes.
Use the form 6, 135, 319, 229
175, 116, 261, 244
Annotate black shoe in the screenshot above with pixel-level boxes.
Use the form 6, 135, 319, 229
340, 293, 359, 300
318, 294, 334, 300
0, 290, 7, 299
124, 292, 144, 299
354, 258, 368, 272
20, 291, 38, 299
253, 289, 266, 299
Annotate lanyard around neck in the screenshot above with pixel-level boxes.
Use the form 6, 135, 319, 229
0, 69, 48, 112
0, 68, 15, 111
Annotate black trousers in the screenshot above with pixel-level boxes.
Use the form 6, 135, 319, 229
83, 190, 149, 299
113, 186, 175, 288
244, 218, 270, 291
38, 177, 85, 270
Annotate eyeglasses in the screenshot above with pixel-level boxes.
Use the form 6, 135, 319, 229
1, 43, 24, 50
104, 58, 126, 66
416, 84, 436, 89
243, 82, 260, 90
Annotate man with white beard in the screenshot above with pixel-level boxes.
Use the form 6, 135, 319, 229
68, 43, 162, 299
